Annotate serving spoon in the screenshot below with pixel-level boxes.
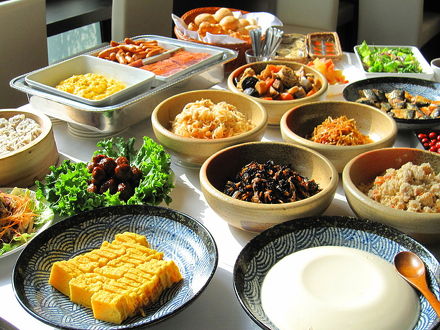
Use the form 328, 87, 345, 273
394, 251, 440, 316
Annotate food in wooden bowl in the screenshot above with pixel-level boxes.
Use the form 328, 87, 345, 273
280, 101, 397, 172
199, 141, 338, 232
0, 109, 58, 187
227, 61, 327, 125
151, 89, 267, 166
342, 147, 440, 243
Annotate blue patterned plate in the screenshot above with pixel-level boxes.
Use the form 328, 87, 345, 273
234, 216, 440, 330
13, 205, 218, 329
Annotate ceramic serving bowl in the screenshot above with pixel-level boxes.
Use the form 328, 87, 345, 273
227, 60, 328, 125
342, 147, 440, 243
234, 215, 440, 330
280, 101, 397, 172
151, 89, 267, 167
199, 141, 338, 232
0, 109, 59, 187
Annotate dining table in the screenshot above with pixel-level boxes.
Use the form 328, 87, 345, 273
0, 53, 439, 330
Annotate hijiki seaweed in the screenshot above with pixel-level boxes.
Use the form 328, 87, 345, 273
223, 160, 321, 204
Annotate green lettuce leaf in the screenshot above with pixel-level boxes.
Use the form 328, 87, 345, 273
36, 137, 173, 217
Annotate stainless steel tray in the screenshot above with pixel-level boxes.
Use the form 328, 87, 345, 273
11, 35, 237, 134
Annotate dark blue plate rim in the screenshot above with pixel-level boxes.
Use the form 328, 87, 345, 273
12, 204, 218, 330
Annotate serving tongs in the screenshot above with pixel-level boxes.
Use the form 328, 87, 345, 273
250, 28, 263, 57
140, 46, 183, 65
261, 27, 283, 58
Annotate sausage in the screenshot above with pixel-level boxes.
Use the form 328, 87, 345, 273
97, 46, 120, 59
115, 50, 127, 64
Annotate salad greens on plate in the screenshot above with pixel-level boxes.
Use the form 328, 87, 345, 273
357, 41, 422, 73
0, 187, 54, 256
36, 136, 174, 217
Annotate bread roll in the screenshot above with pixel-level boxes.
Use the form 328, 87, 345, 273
214, 8, 233, 22
219, 15, 239, 32
194, 13, 216, 26
238, 18, 250, 28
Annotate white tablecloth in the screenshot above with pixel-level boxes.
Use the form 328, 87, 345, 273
1, 53, 439, 330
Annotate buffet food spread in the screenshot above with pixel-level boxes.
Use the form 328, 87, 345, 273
1, 6, 440, 330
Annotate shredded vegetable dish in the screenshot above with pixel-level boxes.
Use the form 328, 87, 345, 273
171, 99, 254, 139
0, 188, 53, 255
310, 115, 372, 146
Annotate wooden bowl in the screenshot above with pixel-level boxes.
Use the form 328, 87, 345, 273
151, 89, 267, 167
0, 109, 58, 187
342, 147, 440, 243
200, 141, 338, 232
280, 101, 397, 172
227, 61, 328, 125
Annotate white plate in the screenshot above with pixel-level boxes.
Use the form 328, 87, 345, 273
25, 55, 155, 106
0, 188, 54, 259
354, 45, 434, 80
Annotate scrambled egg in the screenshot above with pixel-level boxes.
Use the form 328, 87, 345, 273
56, 73, 126, 100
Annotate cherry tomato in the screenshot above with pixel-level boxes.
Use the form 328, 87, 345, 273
423, 142, 430, 148
428, 132, 437, 139
418, 133, 427, 139
429, 146, 438, 152
421, 137, 429, 143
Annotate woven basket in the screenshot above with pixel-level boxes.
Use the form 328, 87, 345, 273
174, 7, 252, 71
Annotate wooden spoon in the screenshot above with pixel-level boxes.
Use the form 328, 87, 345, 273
394, 251, 440, 316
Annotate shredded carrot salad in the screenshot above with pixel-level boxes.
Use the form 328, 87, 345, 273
310, 115, 372, 146
0, 191, 37, 245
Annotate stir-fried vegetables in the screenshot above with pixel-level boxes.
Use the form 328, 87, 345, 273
357, 41, 422, 73
36, 136, 174, 217
310, 115, 373, 146
0, 188, 54, 256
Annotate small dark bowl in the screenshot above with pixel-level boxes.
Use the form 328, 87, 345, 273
343, 77, 440, 130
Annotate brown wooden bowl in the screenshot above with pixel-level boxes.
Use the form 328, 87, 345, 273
200, 141, 338, 232
342, 147, 440, 243
280, 101, 397, 172
0, 109, 59, 187
151, 89, 268, 167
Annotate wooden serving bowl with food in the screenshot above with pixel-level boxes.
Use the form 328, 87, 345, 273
151, 89, 268, 167
0, 109, 58, 187
199, 141, 338, 232
280, 101, 397, 173
227, 61, 328, 125
342, 147, 440, 243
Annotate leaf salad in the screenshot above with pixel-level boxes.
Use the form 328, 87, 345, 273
357, 41, 422, 73
0, 187, 54, 256
36, 136, 174, 217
